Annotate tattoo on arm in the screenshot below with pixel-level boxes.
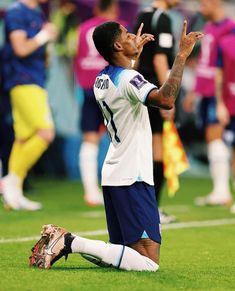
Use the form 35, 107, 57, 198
157, 55, 186, 108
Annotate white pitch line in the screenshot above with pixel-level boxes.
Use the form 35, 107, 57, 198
1, 218, 235, 244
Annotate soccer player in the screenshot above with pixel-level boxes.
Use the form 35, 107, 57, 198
29, 21, 203, 271
184, 0, 235, 206
215, 28, 235, 213
0, 0, 58, 210
134, 0, 180, 223
74, 0, 122, 206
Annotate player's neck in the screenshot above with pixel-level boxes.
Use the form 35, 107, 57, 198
112, 56, 133, 69
152, 0, 168, 11
20, 0, 39, 9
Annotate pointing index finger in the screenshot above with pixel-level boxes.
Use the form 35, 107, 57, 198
181, 20, 187, 38
137, 22, 144, 38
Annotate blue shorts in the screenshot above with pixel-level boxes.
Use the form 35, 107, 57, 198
102, 182, 161, 245
199, 97, 218, 129
80, 89, 104, 132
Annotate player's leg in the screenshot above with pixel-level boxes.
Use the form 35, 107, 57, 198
230, 149, 235, 213
195, 98, 232, 206
79, 88, 104, 206
225, 117, 235, 212
69, 186, 159, 270
149, 107, 176, 223
30, 224, 159, 271
1, 85, 54, 210
30, 183, 160, 271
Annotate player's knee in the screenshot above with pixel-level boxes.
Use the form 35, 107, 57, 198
37, 128, 55, 144
130, 238, 160, 264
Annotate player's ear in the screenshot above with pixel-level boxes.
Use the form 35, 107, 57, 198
113, 41, 123, 52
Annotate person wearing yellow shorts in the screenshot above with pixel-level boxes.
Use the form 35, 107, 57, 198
0, 0, 58, 210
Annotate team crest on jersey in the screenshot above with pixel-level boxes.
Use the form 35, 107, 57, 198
130, 75, 147, 90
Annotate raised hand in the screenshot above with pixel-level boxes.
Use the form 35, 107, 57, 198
178, 20, 204, 59
135, 23, 154, 58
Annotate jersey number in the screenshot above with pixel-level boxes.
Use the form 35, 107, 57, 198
102, 101, 120, 143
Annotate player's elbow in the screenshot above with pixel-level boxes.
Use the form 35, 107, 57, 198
13, 48, 28, 58
160, 101, 174, 110
146, 90, 175, 109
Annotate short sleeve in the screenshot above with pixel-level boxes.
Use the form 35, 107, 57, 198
121, 70, 157, 104
154, 14, 173, 54
5, 8, 26, 33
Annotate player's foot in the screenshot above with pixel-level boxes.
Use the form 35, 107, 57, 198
194, 193, 232, 206
29, 224, 74, 269
18, 196, 42, 211
0, 174, 22, 210
159, 209, 176, 224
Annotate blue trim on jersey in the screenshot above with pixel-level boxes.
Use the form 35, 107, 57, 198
141, 230, 149, 239
98, 65, 126, 87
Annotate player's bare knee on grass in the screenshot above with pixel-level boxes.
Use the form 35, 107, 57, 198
130, 238, 160, 264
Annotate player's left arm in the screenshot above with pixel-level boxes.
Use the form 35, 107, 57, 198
146, 21, 203, 110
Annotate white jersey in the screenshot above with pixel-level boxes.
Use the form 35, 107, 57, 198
94, 65, 157, 186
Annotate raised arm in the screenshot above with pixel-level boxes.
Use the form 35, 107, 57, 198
146, 21, 203, 109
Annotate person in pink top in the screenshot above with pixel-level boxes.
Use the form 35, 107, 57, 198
215, 28, 235, 213
184, 0, 235, 206
74, 0, 120, 206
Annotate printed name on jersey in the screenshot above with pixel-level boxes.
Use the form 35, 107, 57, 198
95, 78, 109, 89
129, 74, 147, 90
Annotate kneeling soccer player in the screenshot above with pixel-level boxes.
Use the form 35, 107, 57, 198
29, 21, 203, 271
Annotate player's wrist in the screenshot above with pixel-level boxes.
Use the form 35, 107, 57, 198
34, 30, 50, 46
176, 53, 187, 62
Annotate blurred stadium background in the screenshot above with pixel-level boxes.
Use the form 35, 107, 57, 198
1, 1, 235, 290
0, 0, 234, 181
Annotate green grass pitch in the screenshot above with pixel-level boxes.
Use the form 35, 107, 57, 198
0, 176, 235, 291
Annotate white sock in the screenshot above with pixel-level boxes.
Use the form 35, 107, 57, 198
79, 142, 101, 197
208, 139, 231, 199
71, 236, 159, 272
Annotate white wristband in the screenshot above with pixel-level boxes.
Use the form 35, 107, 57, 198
34, 30, 50, 46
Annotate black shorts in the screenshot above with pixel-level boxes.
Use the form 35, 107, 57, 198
148, 106, 163, 134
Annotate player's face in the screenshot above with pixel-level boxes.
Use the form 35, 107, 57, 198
117, 25, 139, 57
166, 0, 181, 9
199, 0, 219, 19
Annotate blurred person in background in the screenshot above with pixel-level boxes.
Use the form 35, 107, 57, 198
214, 27, 235, 213
183, 0, 235, 207
74, 0, 122, 206
134, 0, 180, 224
52, 0, 79, 83
0, 0, 58, 211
